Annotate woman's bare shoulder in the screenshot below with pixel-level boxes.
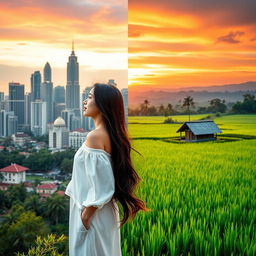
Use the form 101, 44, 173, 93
85, 129, 110, 151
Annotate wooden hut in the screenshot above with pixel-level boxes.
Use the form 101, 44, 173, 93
176, 120, 222, 142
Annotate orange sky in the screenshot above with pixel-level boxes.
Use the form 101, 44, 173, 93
129, 0, 256, 93
0, 0, 127, 94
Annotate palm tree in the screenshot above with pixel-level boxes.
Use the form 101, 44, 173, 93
44, 195, 66, 225
140, 99, 150, 115
182, 96, 195, 121
24, 194, 42, 216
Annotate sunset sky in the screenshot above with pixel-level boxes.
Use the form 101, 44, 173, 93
0, 0, 127, 94
129, 0, 256, 93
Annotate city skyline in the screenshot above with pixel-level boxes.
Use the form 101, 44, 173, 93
0, 0, 127, 94
129, 0, 256, 94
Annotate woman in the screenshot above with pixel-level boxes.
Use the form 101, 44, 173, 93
65, 83, 148, 256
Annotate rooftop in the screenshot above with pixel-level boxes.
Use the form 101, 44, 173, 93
176, 120, 222, 135
0, 163, 29, 173
37, 183, 57, 190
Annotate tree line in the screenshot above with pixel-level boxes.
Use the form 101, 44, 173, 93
0, 148, 75, 173
128, 93, 256, 117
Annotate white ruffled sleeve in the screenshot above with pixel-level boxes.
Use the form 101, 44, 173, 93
82, 152, 115, 210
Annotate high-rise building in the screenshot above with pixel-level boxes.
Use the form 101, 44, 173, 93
61, 109, 80, 131
31, 71, 41, 101
0, 110, 17, 136
24, 93, 31, 131
54, 86, 65, 104
9, 82, 25, 131
82, 87, 94, 130
44, 62, 51, 82
53, 86, 65, 120
121, 88, 128, 125
0, 92, 4, 102
42, 62, 53, 123
0, 92, 4, 110
31, 99, 47, 136
66, 41, 80, 113
54, 103, 66, 121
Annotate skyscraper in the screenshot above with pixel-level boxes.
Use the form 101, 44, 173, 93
44, 62, 51, 82
54, 86, 65, 104
0, 92, 4, 102
0, 92, 4, 111
9, 82, 25, 131
0, 110, 17, 136
31, 99, 47, 136
66, 41, 80, 112
42, 62, 53, 123
82, 87, 94, 130
24, 92, 31, 131
121, 88, 128, 125
31, 71, 41, 101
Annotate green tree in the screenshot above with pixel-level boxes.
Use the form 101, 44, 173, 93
0, 189, 9, 213
24, 194, 43, 216
208, 98, 227, 113
24, 149, 54, 171
182, 96, 195, 121
16, 234, 67, 256
44, 195, 67, 225
3, 204, 26, 224
0, 211, 49, 255
5, 183, 27, 206
60, 158, 73, 174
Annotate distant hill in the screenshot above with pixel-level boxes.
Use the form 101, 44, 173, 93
129, 81, 256, 107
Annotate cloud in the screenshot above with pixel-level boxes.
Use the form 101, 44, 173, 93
129, 0, 256, 91
128, 31, 142, 38
216, 31, 245, 44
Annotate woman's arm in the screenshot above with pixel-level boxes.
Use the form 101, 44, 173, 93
81, 206, 97, 230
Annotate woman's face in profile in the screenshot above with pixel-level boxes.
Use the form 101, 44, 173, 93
83, 88, 100, 118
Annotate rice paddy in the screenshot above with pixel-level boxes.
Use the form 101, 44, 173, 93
122, 114, 256, 255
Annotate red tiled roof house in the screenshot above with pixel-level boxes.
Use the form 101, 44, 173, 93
36, 183, 57, 197
0, 163, 29, 190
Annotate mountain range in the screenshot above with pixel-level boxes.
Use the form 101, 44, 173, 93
129, 81, 256, 108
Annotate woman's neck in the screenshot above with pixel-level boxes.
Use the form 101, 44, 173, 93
92, 114, 105, 130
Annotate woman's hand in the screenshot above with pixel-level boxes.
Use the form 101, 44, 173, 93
81, 206, 97, 230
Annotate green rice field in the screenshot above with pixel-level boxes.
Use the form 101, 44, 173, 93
122, 114, 256, 255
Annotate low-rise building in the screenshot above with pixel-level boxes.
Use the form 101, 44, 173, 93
0, 163, 28, 190
36, 183, 57, 197
176, 120, 222, 142
12, 132, 31, 146
69, 128, 88, 149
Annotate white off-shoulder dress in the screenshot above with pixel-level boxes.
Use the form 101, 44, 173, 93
65, 144, 122, 256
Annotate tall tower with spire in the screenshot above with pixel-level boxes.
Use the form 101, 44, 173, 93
66, 41, 80, 111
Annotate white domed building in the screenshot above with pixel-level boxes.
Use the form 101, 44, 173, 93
48, 117, 69, 151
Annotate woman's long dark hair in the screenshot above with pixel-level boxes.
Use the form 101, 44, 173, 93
93, 83, 149, 227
